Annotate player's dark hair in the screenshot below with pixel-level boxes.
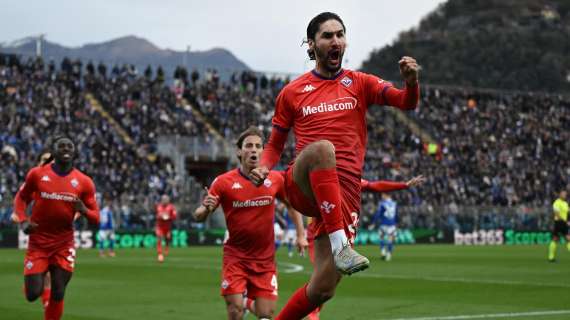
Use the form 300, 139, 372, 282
51, 134, 74, 148
50, 134, 76, 158
236, 126, 264, 149
306, 12, 346, 60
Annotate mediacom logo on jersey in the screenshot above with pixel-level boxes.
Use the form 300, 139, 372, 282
40, 192, 75, 202
302, 97, 357, 117
232, 196, 273, 208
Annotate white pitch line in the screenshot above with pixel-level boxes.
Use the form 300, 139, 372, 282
386, 309, 570, 320
353, 272, 570, 289
278, 262, 304, 273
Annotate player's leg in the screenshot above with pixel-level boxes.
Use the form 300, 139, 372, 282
221, 261, 249, 319
276, 234, 340, 320
247, 269, 278, 319
42, 272, 52, 308
306, 238, 322, 320
243, 296, 255, 316
98, 230, 106, 257
306, 234, 341, 305
45, 266, 72, 320
561, 221, 570, 251
23, 249, 49, 302
157, 236, 164, 261
108, 231, 116, 257
156, 227, 164, 262
292, 140, 368, 274
164, 230, 171, 256
548, 222, 561, 261
254, 297, 276, 319
386, 232, 395, 261
24, 273, 45, 302
224, 294, 246, 320
548, 235, 559, 261
379, 228, 386, 258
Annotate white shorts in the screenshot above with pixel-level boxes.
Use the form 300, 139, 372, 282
274, 223, 284, 239
98, 229, 116, 241
379, 225, 397, 237
284, 229, 296, 243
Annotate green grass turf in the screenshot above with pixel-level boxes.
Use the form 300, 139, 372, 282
1, 245, 569, 319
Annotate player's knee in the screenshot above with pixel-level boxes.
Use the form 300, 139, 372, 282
226, 303, 244, 318
256, 305, 275, 318
307, 140, 336, 167
310, 285, 336, 304
50, 287, 66, 301
25, 288, 42, 302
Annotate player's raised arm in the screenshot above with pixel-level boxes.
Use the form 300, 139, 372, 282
251, 92, 293, 184
370, 56, 420, 110
362, 179, 407, 193
258, 126, 288, 170
193, 187, 220, 222
361, 175, 426, 193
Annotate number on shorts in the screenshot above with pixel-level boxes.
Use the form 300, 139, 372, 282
270, 274, 278, 290
67, 248, 76, 268
347, 212, 360, 244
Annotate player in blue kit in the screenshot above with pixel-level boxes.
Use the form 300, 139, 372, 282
98, 196, 116, 257
371, 193, 398, 261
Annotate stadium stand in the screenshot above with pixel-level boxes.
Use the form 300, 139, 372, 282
1, 54, 567, 232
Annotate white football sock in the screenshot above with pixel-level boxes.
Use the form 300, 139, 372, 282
329, 229, 348, 255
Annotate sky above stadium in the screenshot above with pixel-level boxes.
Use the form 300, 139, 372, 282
2, 0, 445, 74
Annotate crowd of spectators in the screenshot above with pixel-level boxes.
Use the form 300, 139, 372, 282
1, 53, 568, 232
361, 86, 569, 231
0, 56, 182, 229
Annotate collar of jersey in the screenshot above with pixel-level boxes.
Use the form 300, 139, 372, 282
50, 163, 74, 177
237, 168, 253, 181
311, 68, 345, 81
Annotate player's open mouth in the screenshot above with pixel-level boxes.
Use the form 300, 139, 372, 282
62, 153, 72, 159
328, 50, 340, 64
249, 155, 258, 161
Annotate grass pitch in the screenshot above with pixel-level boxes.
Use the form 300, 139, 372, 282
1, 245, 569, 319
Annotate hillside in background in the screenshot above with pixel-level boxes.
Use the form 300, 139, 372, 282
361, 0, 570, 92
0, 35, 249, 77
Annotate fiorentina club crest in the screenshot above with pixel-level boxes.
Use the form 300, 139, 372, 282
340, 76, 352, 88
263, 179, 272, 188
221, 279, 229, 289
70, 178, 79, 188
26, 260, 33, 270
